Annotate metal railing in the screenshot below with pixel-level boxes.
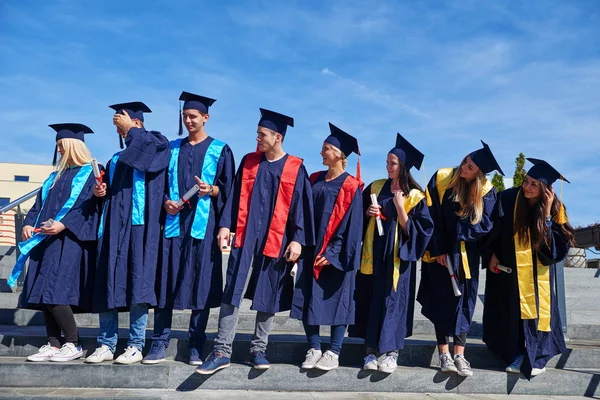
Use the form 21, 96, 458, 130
0, 188, 40, 214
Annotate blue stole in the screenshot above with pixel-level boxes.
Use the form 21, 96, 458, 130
164, 138, 225, 239
8, 165, 93, 288
98, 153, 146, 238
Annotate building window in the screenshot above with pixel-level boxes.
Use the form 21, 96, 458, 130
14, 176, 29, 182
0, 198, 9, 207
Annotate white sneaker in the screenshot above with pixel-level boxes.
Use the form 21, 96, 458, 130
50, 343, 83, 362
506, 354, 524, 373
314, 350, 339, 371
453, 354, 473, 377
378, 355, 397, 374
85, 345, 114, 364
531, 367, 546, 376
114, 345, 143, 365
439, 352, 458, 373
301, 348, 322, 369
27, 343, 60, 362
363, 354, 378, 371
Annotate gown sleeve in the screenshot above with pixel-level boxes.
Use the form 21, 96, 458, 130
214, 145, 236, 224
425, 172, 446, 257
219, 154, 245, 231
119, 128, 170, 173
537, 221, 571, 265
456, 188, 497, 241
399, 198, 434, 262
322, 187, 364, 272
23, 189, 44, 227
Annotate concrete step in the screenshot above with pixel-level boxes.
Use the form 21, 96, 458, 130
1, 325, 599, 370
0, 388, 594, 400
0, 358, 598, 397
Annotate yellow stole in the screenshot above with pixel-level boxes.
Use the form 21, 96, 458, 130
422, 168, 493, 280
360, 179, 425, 291
513, 190, 567, 332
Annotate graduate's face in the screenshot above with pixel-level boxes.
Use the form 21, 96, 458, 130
256, 127, 280, 152
459, 156, 480, 181
522, 175, 543, 200
116, 119, 142, 136
183, 109, 209, 134
320, 143, 341, 166
56, 140, 65, 157
386, 153, 401, 179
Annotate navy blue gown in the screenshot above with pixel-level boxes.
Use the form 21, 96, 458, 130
417, 170, 496, 336
18, 166, 101, 311
290, 171, 363, 325
350, 180, 434, 353
156, 137, 235, 310
219, 153, 315, 314
482, 187, 568, 379
93, 128, 170, 312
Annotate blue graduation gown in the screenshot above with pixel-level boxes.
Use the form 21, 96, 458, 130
417, 170, 496, 335
18, 166, 101, 311
290, 171, 363, 326
349, 180, 434, 353
481, 187, 568, 379
219, 153, 315, 315
93, 128, 170, 312
156, 137, 235, 310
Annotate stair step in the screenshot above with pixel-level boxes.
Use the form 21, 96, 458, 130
1, 325, 599, 370
0, 357, 597, 396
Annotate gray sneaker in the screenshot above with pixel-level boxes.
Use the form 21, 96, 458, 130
378, 355, 397, 374
314, 350, 339, 371
454, 354, 473, 377
439, 352, 458, 373
301, 348, 322, 369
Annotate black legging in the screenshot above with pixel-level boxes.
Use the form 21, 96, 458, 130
43, 305, 78, 348
435, 326, 467, 347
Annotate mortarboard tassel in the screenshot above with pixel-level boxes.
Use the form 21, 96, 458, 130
556, 180, 568, 225
178, 101, 183, 136
356, 156, 363, 189
119, 136, 124, 149
52, 145, 58, 166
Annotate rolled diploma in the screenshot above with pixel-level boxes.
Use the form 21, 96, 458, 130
290, 263, 298, 277
496, 264, 512, 274
445, 255, 462, 297
370, 193, 384, 236
91, 159, 102, 184
176, 184, 200, 207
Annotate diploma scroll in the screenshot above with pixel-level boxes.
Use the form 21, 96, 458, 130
445, 255, 462, 297
91, 159, 103, 185
370, 194, 384, 236
496, 264, 512, 274
176, 185, 200, 207
290, 263, 298, 277
33, 219, 55, 234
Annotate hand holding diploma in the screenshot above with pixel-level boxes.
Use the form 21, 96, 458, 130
91, 159, 104, 187
445, 254, 462, 297
368, 194, 384, 236
176, 184, 200, 207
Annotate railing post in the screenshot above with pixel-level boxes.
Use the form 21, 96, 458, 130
555, 260, 568, 341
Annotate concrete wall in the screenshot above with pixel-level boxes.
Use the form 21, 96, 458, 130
0, 162, 54, 211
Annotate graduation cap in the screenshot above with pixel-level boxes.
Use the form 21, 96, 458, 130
325, 123, 360, 157
178, 91, 217, 136
49, 123, 94, 165
108, 101, 151, 149
469, 140, 504, 175
388, 133, 425, 171
526, 158, 569, 185
258, 108, 294, 136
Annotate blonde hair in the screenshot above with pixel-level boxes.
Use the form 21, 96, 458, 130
331, 147, 348, 169
447, 157, 486, 224
54, 139, 93, 184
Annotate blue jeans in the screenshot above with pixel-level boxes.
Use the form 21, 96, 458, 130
152, 308, 210, 350
97, 303, 148, 353
304, 323, 347, 355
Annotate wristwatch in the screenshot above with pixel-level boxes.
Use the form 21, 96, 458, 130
208, 185, 214, 197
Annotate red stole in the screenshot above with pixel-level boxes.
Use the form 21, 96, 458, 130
310, 171, 360, 279
234, 152, 303, 258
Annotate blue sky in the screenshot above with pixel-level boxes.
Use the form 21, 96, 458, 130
1, 0, 599, 227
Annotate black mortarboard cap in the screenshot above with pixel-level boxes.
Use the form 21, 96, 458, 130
526, 158, 569, 185
388, 133, 424, 171
109, 102, 151, 149
258, 108, 294, 135
178, 91, 216, 136
49, 123, 93, 165
324, 123, 360, 157
469, 140, 504, 175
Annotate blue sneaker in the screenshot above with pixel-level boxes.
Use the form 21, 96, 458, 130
188, 347, 203, 366
195, 351, 230, 375
251, 351, 270, 370
141, 341, 167, 365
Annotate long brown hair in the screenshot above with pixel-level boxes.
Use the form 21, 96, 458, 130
447, 157, 486, 224
514, 184, 576, 251
397, 161, 423, 194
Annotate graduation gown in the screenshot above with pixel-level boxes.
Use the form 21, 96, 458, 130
290, 171, 363, 326
156, 137, 235, 310
18, 166, 101, 311
482, 187, 568, 379
93, 127, 170, 312
417, 169, 496, 335
220, 152, 315, 315
349, 180, 433, 353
